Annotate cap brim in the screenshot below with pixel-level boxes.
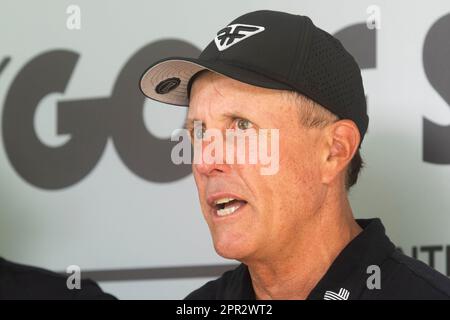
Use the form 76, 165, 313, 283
139, 57, 293, 106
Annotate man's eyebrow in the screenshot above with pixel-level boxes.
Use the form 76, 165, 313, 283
183, 111, 251, 129
221, 110, 249, 120
184, 108, 253, 129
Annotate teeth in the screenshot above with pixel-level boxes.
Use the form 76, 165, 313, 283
217, 204, 240, 216
214, 197, 235, 205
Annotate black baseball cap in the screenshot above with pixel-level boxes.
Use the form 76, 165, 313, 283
140, 10, 369, 145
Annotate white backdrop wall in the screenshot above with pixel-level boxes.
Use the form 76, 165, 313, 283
1, 0, 450, 299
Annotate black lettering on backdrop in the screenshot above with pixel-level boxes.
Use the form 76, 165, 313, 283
399, 245, 450, 276
0, 56, 10, 77
334, 23, 377, 70
421, 245, 444, 269
2, 40, 199, 189
423, 13, 450, 164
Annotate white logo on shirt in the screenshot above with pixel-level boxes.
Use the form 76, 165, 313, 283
324, 288, 350, 300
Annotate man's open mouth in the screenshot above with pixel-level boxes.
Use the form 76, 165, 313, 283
213, 197, 248, 217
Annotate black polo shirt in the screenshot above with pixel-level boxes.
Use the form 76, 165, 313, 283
185, 219, 450, 300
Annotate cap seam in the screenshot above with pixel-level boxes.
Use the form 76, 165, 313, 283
288, 16, 312, 82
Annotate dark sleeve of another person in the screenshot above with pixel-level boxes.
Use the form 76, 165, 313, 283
0, 257, 116, 300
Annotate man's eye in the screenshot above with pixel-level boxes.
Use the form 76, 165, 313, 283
236, 118, 253, 130
193, 125, 205, 139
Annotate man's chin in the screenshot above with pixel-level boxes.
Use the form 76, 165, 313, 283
212, 236, 255, 260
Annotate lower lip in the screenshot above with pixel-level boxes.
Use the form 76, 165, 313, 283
212, 202, 248, 220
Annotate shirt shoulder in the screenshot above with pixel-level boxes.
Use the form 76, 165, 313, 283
184, 264, 251, 300
362, 250, 450, 299
0, 258, 116, 300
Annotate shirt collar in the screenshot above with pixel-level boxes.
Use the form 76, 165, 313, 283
306, 218, 396, 300
238, 218, 396, 300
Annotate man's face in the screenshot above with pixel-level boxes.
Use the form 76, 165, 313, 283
188, 72, 326, 262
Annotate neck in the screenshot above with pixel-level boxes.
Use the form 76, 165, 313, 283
244, 188, 362, 300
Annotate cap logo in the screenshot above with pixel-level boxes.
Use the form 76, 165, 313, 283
155, 77, 181, 94
214, 24, 265, 51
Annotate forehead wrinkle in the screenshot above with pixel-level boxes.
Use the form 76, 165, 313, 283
210, 74, 227, 100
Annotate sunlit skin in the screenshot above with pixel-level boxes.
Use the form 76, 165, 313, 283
187, 71, 363, 300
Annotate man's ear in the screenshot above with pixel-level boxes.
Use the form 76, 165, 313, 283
321, 120, 360, 185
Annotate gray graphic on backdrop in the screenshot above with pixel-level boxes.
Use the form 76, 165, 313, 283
3, 51, 107, 189
2, 40, 199, 189
334, 23, 376, 69
0, 57, 10, 76
78, 263, 239, 282
423, 13, 450, 164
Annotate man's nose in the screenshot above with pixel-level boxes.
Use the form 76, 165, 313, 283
193, 139, 230, 176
